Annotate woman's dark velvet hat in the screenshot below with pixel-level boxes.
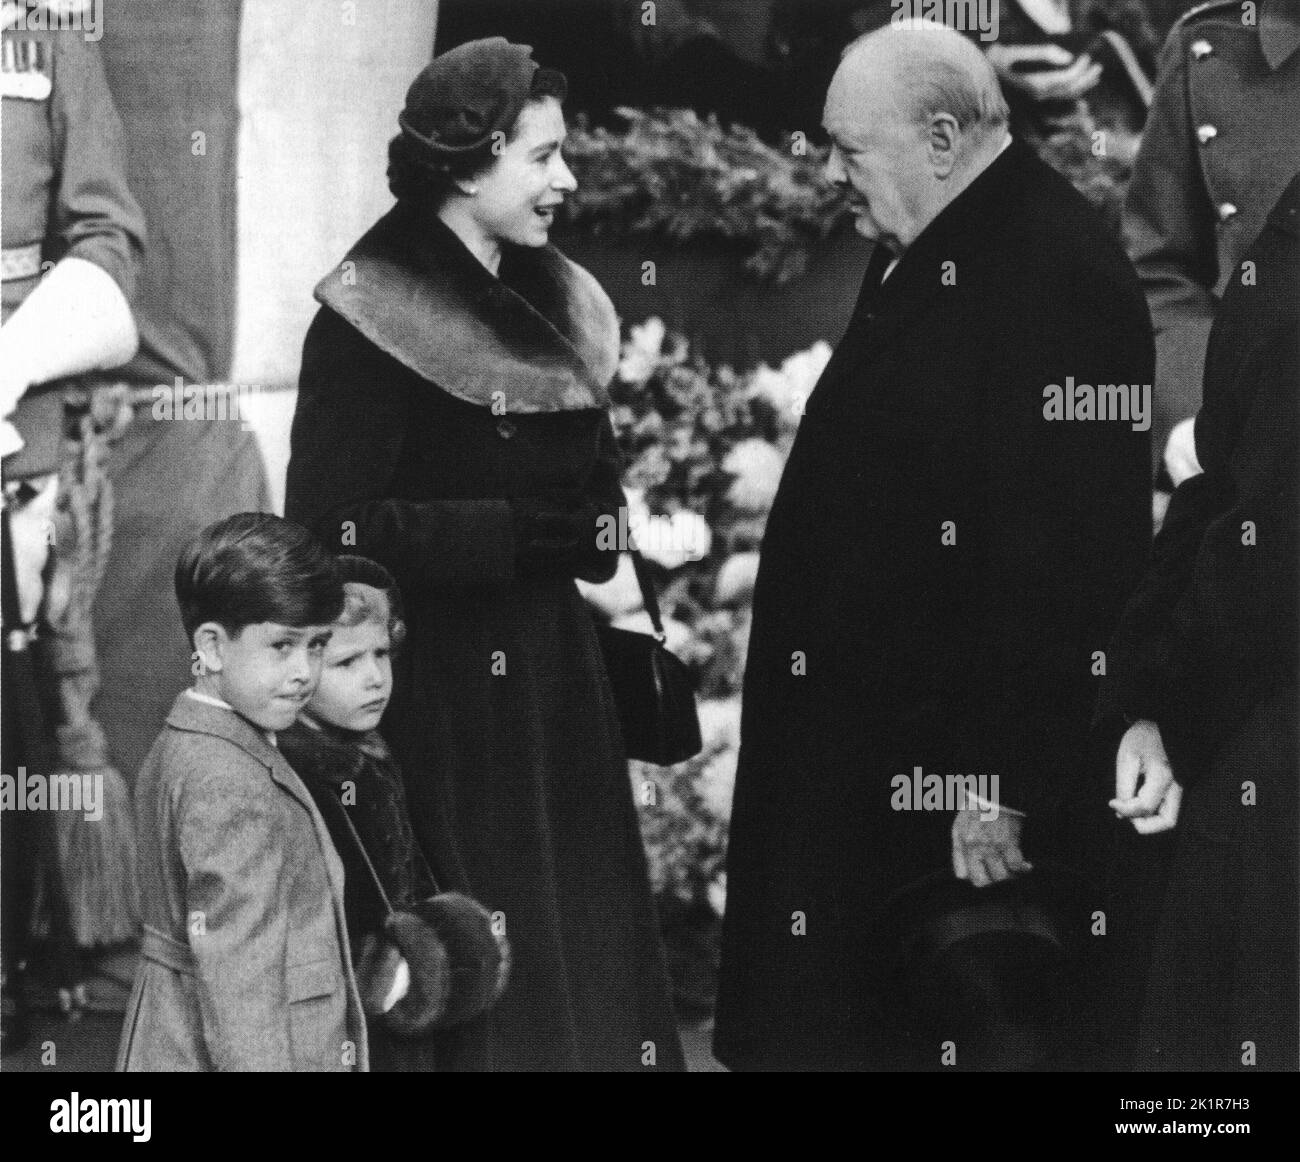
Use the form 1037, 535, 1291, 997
398, 37, 539, 160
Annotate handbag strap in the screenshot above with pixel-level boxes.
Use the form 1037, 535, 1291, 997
626, 547, 667, 645
332, 798, 398, 922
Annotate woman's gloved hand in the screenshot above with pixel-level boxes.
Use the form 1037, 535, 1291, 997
508, 487, 603, 578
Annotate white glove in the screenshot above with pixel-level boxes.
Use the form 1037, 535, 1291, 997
380, 955, 411, 1013
0, 420, 25, 459
1163, 417, 1202, 487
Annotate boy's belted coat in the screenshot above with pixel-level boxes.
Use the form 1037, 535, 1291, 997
117, 694, 368, 1072
714, 139, 1156, 1070
285, 203, 683, 1071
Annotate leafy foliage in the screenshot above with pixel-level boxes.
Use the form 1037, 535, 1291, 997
562, 107, 853, 286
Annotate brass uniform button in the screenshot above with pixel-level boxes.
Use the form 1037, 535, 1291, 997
1217, 202, 1238, 222
1190, 38, 1213, 60
1196, 124, 1218, 145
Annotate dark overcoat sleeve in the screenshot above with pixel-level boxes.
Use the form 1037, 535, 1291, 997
969, 266, 1154, 816
1097, 210, 1298, 770
286, 307, 518, 592
1093, 456, 1226, 739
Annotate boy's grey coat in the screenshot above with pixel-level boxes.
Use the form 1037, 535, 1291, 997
117, 693, 368, 1072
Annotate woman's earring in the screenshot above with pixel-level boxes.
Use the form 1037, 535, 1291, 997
466, 184, 479, 195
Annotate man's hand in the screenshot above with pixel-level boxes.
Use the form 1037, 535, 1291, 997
1111, 719, 1182, 834
952, 809, 1032, 888
1163, 416, 1202, 487
985, 43, 1102, 102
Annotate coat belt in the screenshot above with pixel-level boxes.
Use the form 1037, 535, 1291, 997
1, 243, 41, 280
140, 924, 197, 975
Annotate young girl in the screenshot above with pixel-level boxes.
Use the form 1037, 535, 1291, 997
279, 555, 507, 1071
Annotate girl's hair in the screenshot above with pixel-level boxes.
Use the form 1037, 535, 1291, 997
386, 66, 568, 208
333, 555, 406, 648
336, 581, 407, 649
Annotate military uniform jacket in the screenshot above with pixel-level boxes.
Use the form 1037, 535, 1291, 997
117, 693, 369, 1072
0, 6, 143, 316
1123, 0, 1300, 461
1, 4, 144, 475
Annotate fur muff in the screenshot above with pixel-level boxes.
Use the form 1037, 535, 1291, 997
411, 893, 511, 1028
377, 910, 453, 1039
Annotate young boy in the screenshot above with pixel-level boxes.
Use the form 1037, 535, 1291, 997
116, 513, 368, 1072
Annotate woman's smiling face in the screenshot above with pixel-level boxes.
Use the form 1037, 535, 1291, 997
465, 96, 576, 248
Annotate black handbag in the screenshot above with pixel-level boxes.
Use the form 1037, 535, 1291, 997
594, 547, 703, 766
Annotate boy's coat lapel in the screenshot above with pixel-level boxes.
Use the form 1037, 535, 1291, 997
165, 695, 347, 903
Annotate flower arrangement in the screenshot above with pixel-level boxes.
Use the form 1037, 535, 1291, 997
561, 108, 853, 286
583, 316, 830, 1006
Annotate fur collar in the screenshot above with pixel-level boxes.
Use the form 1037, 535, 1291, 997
315, 203, 618, 412
284, 711, 391, 775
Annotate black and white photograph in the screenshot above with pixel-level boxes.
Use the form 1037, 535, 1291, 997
0, 0, 1296, 1119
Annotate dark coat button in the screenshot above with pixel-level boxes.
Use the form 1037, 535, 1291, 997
497, 418, 517, 439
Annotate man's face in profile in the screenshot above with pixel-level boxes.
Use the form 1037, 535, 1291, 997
822, 61, 931, 255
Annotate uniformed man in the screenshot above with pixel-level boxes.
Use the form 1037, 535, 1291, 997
1124, 0, 1300, 484
1, 0, 144, 1050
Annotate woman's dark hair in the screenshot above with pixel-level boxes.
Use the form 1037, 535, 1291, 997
175, 513, 344, 643
387, 66, 568, 207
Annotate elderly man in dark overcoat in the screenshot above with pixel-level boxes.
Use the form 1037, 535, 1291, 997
714, 22, 1155, 1071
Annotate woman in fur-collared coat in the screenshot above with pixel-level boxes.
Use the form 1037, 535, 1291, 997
285, 39, 683, 1072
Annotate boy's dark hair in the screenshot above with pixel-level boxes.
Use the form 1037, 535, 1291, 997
387, 67, 568, 208
175, 513, 344, 643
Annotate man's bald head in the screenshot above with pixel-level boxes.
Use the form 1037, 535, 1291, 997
836, 22, 1009, 151
822, 21, 1010, 253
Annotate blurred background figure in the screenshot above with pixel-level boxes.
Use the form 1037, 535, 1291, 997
2, 0, 271, 1044
2, 0, 145, 1050
1102, 174, 1299, 1072
1123, 0, 1300, 493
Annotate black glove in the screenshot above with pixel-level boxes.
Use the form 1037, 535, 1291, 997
508, 488, 602, 578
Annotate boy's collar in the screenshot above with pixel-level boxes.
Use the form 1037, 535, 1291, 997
168, 691, 282, 764
183, 687, 277, 745
184, 687, 232, 711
